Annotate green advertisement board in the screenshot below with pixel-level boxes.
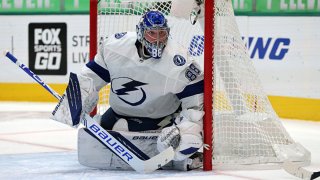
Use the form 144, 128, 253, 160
232, 0, 253, 12
0, 0, 319, 15
64, 0, 89, 12
233, 0, 320, 15
257, 0, 320, 13
0, 0, 89, 14
0, 0, 61, 13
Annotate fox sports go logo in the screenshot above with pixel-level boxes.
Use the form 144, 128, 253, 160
33, 27, 62, 70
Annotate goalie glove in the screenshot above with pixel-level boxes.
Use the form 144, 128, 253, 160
157, 109, 204, 161
51, 73, 99, 128
191, 0, 204, 26
170, 0, 204, 26
195, 0, 204, 6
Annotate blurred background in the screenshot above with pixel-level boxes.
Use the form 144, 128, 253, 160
0, 0, 319, 121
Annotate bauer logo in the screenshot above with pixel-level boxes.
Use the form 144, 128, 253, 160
29, 23, 67, 75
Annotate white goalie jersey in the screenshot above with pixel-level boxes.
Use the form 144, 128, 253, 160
81, 32, 203, 119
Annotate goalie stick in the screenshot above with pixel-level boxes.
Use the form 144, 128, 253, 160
3, 51, 174, 173
283, 161, 320, 180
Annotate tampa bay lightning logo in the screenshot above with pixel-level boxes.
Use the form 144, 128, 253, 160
173, 55, 186, 66
115, 32, 127, 39
111, 77, 148, 106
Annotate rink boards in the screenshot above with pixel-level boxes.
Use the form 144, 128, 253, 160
0, 15, 319, 120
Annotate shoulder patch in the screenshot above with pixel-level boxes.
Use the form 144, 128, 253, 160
115, 32, 127, 39
173, 55, 186, 66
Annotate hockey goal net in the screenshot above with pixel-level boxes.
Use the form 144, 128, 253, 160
89, 0, 310, 170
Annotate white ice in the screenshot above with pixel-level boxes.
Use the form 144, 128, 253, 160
0, 102, 319, 180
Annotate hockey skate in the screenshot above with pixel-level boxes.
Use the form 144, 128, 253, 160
164, 152, 203, 171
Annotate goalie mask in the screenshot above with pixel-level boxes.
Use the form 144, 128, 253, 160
136, 10, 170, 59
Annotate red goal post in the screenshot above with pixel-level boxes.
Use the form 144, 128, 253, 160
203, 0, 214, 171
89, 0, 98, 116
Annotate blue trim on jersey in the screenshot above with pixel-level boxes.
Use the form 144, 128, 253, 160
176, 80, 204, 100
86, 61, 111, 83
179, 147, 199, 155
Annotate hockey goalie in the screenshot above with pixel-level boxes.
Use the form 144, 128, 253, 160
51, 7, 205, 171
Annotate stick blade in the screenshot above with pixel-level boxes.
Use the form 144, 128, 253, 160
311, 171, 320, 180
2, 50, 8, 57
135, 146, 174, 173
283, 161, 314, 180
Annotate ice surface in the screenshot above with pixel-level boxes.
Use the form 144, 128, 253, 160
0, 102, 319, 180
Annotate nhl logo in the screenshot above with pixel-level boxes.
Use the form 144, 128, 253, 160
173, 55, 186, 66
115, 32, 127, 39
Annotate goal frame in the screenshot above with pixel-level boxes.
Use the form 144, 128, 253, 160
88, 0, 219, 171
89, 0, 98, 116
203, 0, 214, 171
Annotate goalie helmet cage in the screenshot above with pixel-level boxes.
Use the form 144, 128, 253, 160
89, 0, 311, 171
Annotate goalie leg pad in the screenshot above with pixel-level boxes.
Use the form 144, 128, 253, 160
78, 128, 131, 170
78, 128, 159, 170
78, 128, 203, 171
